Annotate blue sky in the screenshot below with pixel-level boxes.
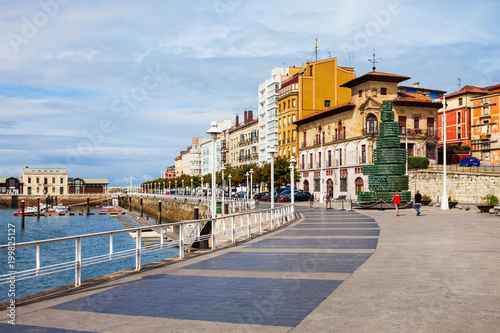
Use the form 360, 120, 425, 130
1, 0, 499, 186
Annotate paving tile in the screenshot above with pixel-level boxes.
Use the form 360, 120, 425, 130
52, 275, 342, 327
183, 252, 373, 273
246, 238, 378, 249
280, 229, 380, 236
292, 223, 379, 228
0, 324, 95, 332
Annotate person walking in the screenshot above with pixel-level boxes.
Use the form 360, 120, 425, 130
392, 191, 401, 216
414, 190, 422, 216
309, 193, 314, 209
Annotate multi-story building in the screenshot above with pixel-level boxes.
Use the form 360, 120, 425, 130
295, 71, 442, 200
277, 58, 355, 159
201, 117, 232, 174
174, 153, 183, 176
227, 110, 259, 167
22, 167, 68, 195
470, 85, 500, 164
181, 138, 208, 176
0, 177, 23, 194
164, 166, 175, 178
258, 67, 300, 165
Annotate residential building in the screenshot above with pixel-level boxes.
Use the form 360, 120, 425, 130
227, 110, 259, 167
258, 66, 300, 165
181, 138, 208, 176
21, 167, 68, 195
295, 71, 442, 200
68, 178, 109, 194
470, 85, 500, 164
174, 154, 183, 176
277, 57, 355, 159
164, 166, 175, 178
202, 117, 232, 174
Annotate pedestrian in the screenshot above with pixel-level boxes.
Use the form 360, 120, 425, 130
325, 192, 330, 209
392, 191, 401, 216
414, 190, 422, 216
309, 193, 314, 209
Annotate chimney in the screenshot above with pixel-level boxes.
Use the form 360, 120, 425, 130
413, 82, 420, 88
235, 114, 239, 127
244, 108, 248, 123
248, 106, 253, 121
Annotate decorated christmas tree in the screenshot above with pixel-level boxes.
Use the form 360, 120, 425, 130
358, 100, 411, 203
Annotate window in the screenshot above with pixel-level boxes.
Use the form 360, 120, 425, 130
324, 100, 331, 107
36, 177, 40, 184
358, 90, 362, 97
28, 177, 31, 184
399, 116, 407, 135
44, 178, 48, 185
288, 100, 290, 108
52, 177, 55, 183
457, 112, 461, 124
309, 153, 313, 169
381, 87, 387, 95
303, 180, 309, 192
318, 152, 322, 168
292, 99, 296, 107
366, 115, 378, 134
288, 116, 290, 126
302, 155, 305, 170
355, 177, 364, 194
414, 117, 420, 129
340, 177, 347, 192
52, 187, 55, 193
339, 149, 343, 166
292, 114, 296, 122
314, 178, 320, 191
361, 144, 366, 163
457, 126, 462, 139
328, 150, 332, 167
458, 98, 463, 106
427, 118, 435, 136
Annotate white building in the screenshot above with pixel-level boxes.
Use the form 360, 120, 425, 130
201, 117, 232, 175
181, 138, 208, 176
258, 67, 292, 165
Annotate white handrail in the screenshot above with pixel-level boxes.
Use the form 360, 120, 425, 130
0, 205, 295, 288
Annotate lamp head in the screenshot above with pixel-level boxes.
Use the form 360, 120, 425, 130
290, 155, 296, 165
250, 168, 253, 174
268, 146, 277, 158
206, 121, 222, 139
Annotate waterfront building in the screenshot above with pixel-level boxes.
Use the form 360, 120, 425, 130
21, 167, 68, 195
174, 153, 183, 176
164, 165, 175, 178
295, 71, 442, 200
181, 138, 208, 176
0, 177, 23, 194
277, 58, 355, 159
201, 117, 232, 174
68, 178, 110, 194
258, 67, 299, 165
227, 110, 259, 167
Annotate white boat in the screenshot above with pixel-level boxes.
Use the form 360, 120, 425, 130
46, 204, 68, 213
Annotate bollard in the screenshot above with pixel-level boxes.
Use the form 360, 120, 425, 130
21, 200, 25, 228
140, 197, 143, 217
158, 200, 162, 224
46, 196, 49, 210
87, 197, 90, 215
51, 196, 54, 207
37, 197, 40, 219
128, 196, 132, 211
55, 196, 58, 206
340, 199, 345, 211
194, 206, 199, 220
379, 201, 385, 211
349, 199, 354, 212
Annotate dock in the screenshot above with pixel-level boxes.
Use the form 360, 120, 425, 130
38, 211, 127, 217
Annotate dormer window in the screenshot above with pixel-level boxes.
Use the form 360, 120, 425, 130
381, 87, 387, 95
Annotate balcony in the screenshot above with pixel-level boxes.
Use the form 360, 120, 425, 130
334, 132, 346, 141
362, 128, 378, 136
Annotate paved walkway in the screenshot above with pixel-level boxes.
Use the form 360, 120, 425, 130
2, 203, 500, 332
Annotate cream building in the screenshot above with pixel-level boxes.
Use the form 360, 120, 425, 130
295, 71, 442, 200
227, 110, 259, 167
22, 167, 68, 195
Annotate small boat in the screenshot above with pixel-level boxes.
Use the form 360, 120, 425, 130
46, 204, 68, 213
100, 205, 122, 213
13, 206, 39, 216
109, 214, 118, 218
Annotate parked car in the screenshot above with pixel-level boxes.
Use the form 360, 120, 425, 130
256, 191, 269, 200
460, 157, 480, 167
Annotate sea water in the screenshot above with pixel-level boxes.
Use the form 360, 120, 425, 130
0, 208, 177, 302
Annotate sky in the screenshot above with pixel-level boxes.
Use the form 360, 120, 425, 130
1, 0, 499, 186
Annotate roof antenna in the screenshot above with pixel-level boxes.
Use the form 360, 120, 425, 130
458, 78, 461, 90
309, 38, 320, 62
368, 49, 381, 71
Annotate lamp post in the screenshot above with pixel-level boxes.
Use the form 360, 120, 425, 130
228, 174, 232, 199
182, 179, 185, 196
290, 156, 296, 214
207, 121, 222, 219
268, 146, 277, 209
246, 172, 249, 200
191, 178, 193, 196
175, 180, 177, 196
315, 131, 324, 203
169, 181, 171, 195
441, 95, 449, 210
201, 176, 204, 196
221, 165, 225, 214
250, 168, 254, 200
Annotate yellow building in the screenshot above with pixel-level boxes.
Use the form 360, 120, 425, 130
277, 58, 355, 158
22, 167, 68, 195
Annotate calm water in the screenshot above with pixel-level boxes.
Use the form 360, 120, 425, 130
0, 208, 177, 302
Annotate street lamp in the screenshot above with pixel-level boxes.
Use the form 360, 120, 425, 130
249, 168, 254, 200
221, 165, 225, 215
182, 179, 185, 196
175, 180, 177, 196
441, 95, 449, 210
169, 181, 171, 195
228, 174, 232, 198
201, 176, 204, 196
315, 131, 324, 203
191, 178, 193, 196
207, 121, 222, 219
268, 146, 277, 209
290, 156, 296, 213
246, 172, 249, 200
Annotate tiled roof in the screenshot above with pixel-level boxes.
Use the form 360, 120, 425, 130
341, 71, 410, 88
393, 91, 442, 108
70, 178, 109, 184
445, 85, 489, 98
398, 85, 446, 94
23, 167, 67, 174
294, 102, 356, 125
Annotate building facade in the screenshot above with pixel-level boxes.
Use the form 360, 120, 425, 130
277, 58, 355, 159
68, 178, 109, 194
0, 177, 23, 194
227, 110, 259, 167
164, 165, 175, 178
174, 154, 183, 176
21, 167, 68, 195
295, 71, 442, 200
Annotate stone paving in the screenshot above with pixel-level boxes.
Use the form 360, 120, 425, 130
2, 202, 500, 332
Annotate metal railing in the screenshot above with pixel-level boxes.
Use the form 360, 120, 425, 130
0, 204, 295, 288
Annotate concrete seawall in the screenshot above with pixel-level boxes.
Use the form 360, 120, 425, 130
0, 194, 114, 208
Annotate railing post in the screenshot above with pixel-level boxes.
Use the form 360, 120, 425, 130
211, 219, 216, 250
231, 216, 236, 242
36, 244, 40, 276
75, 238, 82, 287
109, 234, 113, 259
160, 227, 164, 248
260, 211, 263, 233
135, 230, 141, 270
247, 213, 251, 237
270, 210, 274, 230
179, 224, 184, 259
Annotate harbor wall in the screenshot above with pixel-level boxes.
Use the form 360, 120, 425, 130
0, 194, 113, 209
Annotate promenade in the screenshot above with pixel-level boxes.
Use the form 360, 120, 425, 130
2, 202, 500, 332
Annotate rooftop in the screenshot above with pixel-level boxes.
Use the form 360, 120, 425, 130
22, 167, 67, 174
294, 102, 356, 125
341, 71, 410, 88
